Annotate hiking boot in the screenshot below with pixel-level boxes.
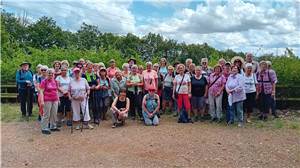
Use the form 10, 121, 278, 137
42, 130, 51, 135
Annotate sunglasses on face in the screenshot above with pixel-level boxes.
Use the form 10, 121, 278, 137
41, 69, 47, 71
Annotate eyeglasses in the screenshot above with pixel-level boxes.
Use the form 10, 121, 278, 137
41, 69, 47, 71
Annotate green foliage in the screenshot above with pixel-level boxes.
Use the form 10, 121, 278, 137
1, 10, 300, 86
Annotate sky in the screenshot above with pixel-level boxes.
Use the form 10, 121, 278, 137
2, 0, 300, 56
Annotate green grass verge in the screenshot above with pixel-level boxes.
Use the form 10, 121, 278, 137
1, 103, 39, 122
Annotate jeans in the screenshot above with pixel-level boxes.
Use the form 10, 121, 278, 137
41, 101, 58, 130
208, 92, 223, 119
18, 88, 34, 116
143, 111, 159, 126
228, 101, 244, 123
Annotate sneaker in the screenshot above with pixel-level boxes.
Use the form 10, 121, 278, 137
263, 116, 268, 121
112, 123, 117, 128
75, 125, 81, 130
246, 118, 252, 123
227, 121, 233, 126
87, 124, 94, 129
42, 130, 51, 135
188, 118, 194, 124
238, 123, 243, 127
94, 119, 100, 125
273, 113, 279, 118
210, 118, 216, 123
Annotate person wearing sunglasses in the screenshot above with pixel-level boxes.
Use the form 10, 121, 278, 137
39, 68, 60, 135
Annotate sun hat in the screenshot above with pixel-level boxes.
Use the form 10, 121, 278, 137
20, 61, 31, 67
231, 56, 245, 64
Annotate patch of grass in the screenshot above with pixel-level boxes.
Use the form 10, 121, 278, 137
1, 103, 38, 122
250, 115, 300, 131
273, 119, 284, 129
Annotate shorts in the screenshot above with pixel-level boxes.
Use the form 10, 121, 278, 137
58, 96, 71, 114
191, 96, 206, 109
177, 94, 191, 111
163, 87, 173, 101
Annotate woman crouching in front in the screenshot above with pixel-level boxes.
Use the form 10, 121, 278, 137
142, 86, 160, 126
111, 89, 130, 128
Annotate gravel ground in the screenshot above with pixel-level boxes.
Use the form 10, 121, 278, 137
1, 116, 300, 168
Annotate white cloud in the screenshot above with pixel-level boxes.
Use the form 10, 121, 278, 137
136, 0, 300, 56
3, 0, 300, 56
4, 0, 136, 33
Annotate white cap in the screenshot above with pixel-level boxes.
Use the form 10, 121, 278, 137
40, 65, 48, 70
245, 63, 253, 68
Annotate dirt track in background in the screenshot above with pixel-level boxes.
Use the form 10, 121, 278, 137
1, 117, 300, 168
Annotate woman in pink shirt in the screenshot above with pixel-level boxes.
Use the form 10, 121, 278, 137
208, 65, 226, 123
107, 59, 120, 79
39, 68, 60, 135
142, 62, 158, 95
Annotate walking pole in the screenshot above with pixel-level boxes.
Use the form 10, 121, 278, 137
81, 95, 89, 132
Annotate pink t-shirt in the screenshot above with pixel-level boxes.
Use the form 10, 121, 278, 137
142, 70, 158, 91
208, 73, 226, 95
40, 79, 59, 102
107, 67, 119, 79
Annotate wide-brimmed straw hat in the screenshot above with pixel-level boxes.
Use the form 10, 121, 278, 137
231, 56, 245, 64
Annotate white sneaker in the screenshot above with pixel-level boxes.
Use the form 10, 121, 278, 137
75, 125, 81, 130
238, 123, 243, 127
86, 124, 94, 129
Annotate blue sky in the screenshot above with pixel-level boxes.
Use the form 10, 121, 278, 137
2, 0, 300, 56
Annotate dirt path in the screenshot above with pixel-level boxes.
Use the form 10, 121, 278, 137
1, 117, 300, 168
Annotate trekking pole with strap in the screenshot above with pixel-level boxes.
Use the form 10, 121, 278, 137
81, 95, 89, 132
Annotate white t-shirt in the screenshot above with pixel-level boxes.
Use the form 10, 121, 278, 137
174, 74, 191, 94
243, 73, 257, 93
69, 78, 89, 98
56, 75, 71, 97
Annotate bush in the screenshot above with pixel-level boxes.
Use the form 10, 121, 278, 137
1, 47, 143, 83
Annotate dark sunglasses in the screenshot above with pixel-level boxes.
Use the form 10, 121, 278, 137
41, 69, 47, 71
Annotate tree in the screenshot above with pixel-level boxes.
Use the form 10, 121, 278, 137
27, 16, 66, 49
76, 23, 102, 51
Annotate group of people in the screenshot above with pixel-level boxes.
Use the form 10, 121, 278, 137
16, 53, 278, 135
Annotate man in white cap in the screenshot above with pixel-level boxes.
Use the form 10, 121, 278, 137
245, 53, 259, 73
